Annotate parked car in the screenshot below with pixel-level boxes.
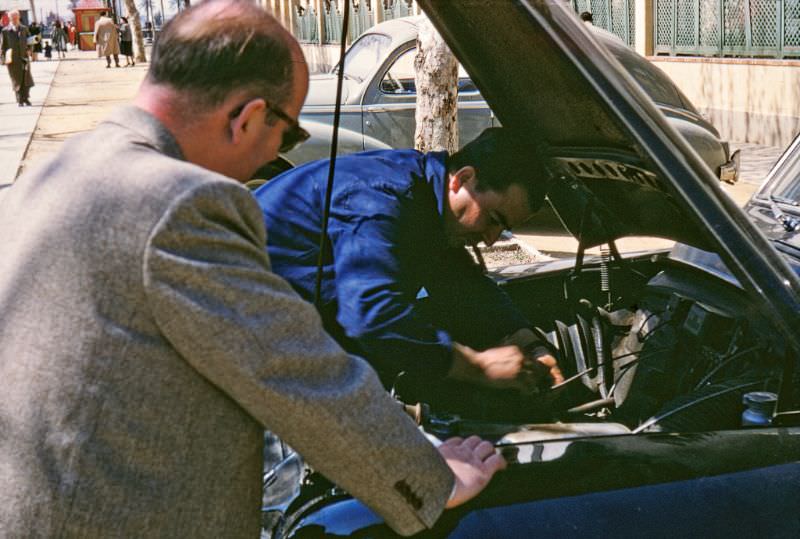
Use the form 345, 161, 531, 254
263, 1, 800, 537
263, 15, 739, 185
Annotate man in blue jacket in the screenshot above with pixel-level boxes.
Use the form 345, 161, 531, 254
255, 128, 562, 417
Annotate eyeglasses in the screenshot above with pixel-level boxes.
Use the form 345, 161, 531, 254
265, 102, 310, 153
231, 99, 310, 153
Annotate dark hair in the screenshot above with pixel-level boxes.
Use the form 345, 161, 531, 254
120, 16, 128, 24
100, 10, 107, 16
148, 0, 294, 110
580, 11, 593, 22
447, 127, 551, 211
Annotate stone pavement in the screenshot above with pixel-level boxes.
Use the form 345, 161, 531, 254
1, 47, 147, 184
0, 59, 59, 184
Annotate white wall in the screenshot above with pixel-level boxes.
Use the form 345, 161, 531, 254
652, 57, 800, 147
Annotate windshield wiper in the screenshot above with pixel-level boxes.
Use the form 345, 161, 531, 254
766, 195, 800, 232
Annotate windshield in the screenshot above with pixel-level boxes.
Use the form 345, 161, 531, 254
336, 33, 392, 83
766, 137, 800, 203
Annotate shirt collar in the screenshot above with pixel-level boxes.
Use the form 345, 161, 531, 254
423, 151, 450, 217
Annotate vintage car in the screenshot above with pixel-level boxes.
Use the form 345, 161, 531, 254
262, 1, 800, 538
269, 15, 739, 185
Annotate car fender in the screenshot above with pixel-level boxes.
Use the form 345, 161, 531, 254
282, 119, 392, 166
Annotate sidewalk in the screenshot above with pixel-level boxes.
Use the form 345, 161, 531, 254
1, 47, 147, 184
0, 59, 59, 184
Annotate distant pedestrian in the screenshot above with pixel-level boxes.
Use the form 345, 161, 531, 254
43, 40, 52, 60
52, 20, 68, 59
580, 11, 593, 24
118, 16, 134, 67
68, 22, 77, 49
0, 10, 35, 106
28, 21, 41, 61
93, 11, 120, 68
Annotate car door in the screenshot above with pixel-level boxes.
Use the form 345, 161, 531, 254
362, 44, 494, 149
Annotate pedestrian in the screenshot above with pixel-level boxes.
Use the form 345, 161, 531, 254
28, 20, 41, 61
68, 21, 77, 49
0, 1, 504, 537
43, 39, 52, 60
52, 20, 68, 59
118, 16, 134, 66
0, 10, 34, 106
93, 10, 120, 68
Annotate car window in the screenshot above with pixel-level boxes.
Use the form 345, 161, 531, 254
380, 47, 479, 95
339, 33, 392, 83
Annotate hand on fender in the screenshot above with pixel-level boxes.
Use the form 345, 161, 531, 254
438, 435, 506, 509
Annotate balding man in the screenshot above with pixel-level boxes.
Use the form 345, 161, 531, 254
0, 1, 503, 537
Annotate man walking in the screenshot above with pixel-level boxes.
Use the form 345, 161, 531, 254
0, 1, 503, 537
0, 10, 34, 106
93, 10, 120, 68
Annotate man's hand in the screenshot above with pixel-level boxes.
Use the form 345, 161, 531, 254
448, 339, 563, 390
438, 436, 506, 508
449, 342, 527, 389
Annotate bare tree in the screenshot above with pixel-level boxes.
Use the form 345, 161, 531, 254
124, 0, 148, 63
413, 17, 458, 153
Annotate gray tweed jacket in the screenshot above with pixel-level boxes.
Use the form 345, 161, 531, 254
0, 106, 453, 537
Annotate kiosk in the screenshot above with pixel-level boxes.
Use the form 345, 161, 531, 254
71, 0, 106, 51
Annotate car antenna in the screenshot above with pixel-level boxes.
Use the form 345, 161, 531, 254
314, 3, 351, 307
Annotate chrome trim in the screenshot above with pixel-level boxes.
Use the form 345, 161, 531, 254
719, 149, 740, 185
363, 103, 414, 113
363, 100, 488, 113
302, 105, 364, 115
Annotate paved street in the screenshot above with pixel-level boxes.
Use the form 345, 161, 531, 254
0, 48, 789, 263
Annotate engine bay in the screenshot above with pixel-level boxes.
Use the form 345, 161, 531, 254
413, 244, 789, 441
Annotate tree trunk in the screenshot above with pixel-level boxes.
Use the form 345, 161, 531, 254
413, 17, 458, 154
123, 0, 147, 63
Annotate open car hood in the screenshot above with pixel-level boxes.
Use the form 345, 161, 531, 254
419, 0, 725, 249
419, 0, 800, 355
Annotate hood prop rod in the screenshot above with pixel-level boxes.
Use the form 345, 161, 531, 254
314, 3, 351, 307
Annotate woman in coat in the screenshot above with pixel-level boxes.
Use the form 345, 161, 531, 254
118, 17, 134, 67
52, 20, 68, 59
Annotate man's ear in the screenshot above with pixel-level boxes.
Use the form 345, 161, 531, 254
229, 98, 266, 145
450, 166, 476, 192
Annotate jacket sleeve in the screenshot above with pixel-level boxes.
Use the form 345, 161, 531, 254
142, 180, 454, 536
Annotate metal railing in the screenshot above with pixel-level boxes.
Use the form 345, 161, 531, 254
294, 0, 416, 44
654, 0, 800, 58
571, 0, 636, 46
294, 0, 800, 58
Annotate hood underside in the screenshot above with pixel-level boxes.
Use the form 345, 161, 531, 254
418, 0, 721, 249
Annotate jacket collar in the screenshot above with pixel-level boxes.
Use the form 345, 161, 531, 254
424, 151, 449, 217
104, 106, 185, 162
